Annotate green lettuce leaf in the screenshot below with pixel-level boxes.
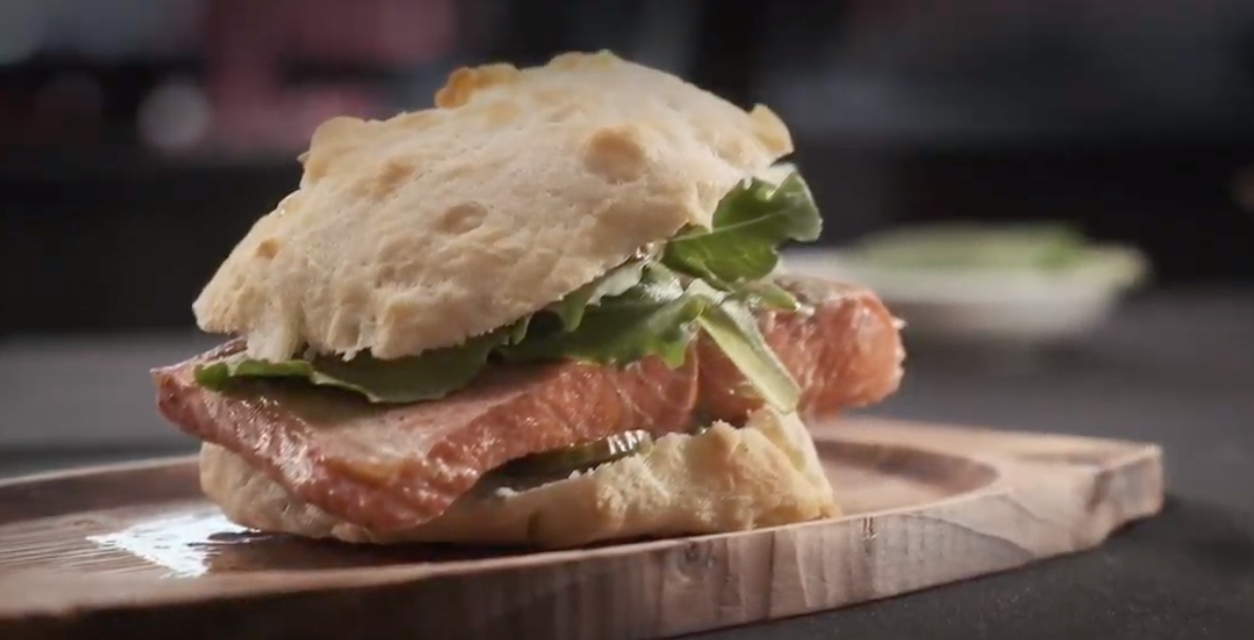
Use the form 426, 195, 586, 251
729, 279, 802, 312
506, 267, 800, 411
691, 283, 799, 412
544, 259, 648, 331
661, 170, 822, 285
193, 326, 517, 404
503, 264, 703, 368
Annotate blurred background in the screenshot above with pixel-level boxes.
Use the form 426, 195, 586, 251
1, 0, 1252, 480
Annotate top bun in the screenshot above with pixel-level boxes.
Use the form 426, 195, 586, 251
193, 51, 794, 361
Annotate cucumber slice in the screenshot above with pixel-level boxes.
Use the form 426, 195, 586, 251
497, 430, 654, 479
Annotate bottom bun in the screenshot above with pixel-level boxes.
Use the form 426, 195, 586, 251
200, 408, 840, 549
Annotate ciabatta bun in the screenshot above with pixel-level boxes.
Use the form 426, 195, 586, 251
200, 408, 839, 549
192, 51, 794, 362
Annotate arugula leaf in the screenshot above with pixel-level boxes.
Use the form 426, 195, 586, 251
730, 279, 802, 312
688, 281, 800, 412
194, 326, 517, 404
508, 267, 801, 412
504, 264, 704, 368
544, 259, 648, 331
662, 170, 822, 285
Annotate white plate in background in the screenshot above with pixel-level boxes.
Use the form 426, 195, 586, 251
781, 244, 1148, 348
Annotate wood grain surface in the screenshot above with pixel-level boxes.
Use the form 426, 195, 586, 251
0, 418, 1164, 640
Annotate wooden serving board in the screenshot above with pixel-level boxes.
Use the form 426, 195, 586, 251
0, 418, 1162, 640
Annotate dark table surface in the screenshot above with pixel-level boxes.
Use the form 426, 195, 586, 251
1, 286, 1252, 639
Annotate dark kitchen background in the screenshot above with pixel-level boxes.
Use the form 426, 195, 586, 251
1, 0, 1252, 460
3, 5, 1254, 635
4, 0, 1254, 337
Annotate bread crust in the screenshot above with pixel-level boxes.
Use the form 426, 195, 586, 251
192, 51, 794, 361
200, 408, 839, 549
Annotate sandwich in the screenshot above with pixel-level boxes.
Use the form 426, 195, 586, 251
151, 51, 906, 550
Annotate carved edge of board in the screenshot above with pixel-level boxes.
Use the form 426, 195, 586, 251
0, 419, 1165, 640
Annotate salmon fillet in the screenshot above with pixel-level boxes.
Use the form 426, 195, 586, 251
152, 277, 903, 532
698, 276, 905, 423
154, 349, 699, 532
